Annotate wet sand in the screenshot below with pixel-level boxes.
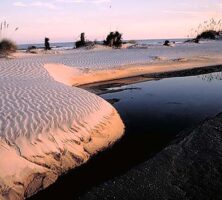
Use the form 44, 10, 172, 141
81, 64, 222, 94
78, 112, 222, 200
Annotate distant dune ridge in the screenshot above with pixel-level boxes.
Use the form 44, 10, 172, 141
0, 55, 124, 199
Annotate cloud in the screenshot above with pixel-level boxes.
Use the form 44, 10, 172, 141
13, 1, 57, 9
55, 0, 111, 4
92, 0, 111, 3
163, 8, 222, 18
13, 0, 112, 10
55, 0, 85, 3
13, 1, 27, 7
30, 1, 57, 9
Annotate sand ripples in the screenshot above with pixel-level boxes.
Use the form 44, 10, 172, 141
0, 53, 124, 199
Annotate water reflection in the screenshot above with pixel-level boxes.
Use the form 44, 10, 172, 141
102, 71, 222, 140
30, 71, 222, 200
198, 72, 222, 82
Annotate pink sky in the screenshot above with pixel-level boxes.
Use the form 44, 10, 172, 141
0, 0, 222, 44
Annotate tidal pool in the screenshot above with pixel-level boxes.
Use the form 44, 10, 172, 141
30, 71, 222, 200
103, 71, 222, 141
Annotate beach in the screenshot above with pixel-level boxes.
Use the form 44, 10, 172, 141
14, 41, 222, 86
1, 40, 222, 199
0, 47, 126, 199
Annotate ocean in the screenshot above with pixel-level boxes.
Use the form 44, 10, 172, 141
17, 39, 187, 50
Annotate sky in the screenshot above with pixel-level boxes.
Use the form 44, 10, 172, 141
0, 0, 222, 44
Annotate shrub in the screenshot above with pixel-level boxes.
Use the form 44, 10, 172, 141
76, 33, 86, 48
0, 39, 17, 55
75, 33, 95, 49
76, 40, 85, 48
196, 30, 219, 40
104, 31, 123, 48
163, 40, 170, 46
187, 18, 222, 41
44, 37, 51, 50
27, 45, 37, 51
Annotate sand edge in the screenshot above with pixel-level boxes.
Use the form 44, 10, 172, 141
44, 54, 222, 87
0, 57, 125, 199
0, 104, 124, 199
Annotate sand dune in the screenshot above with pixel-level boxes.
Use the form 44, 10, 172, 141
1, 41, 222, 199
0, 56, 124, 199
14, 41, 222, 87
14, 40, 221, 69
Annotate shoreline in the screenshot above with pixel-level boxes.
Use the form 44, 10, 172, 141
43, 53, 222, 87
1, 42, 222, 199
30, 63, 222, 200
10, 40, 222, 87
80, 64, 222, 94
78, 111, 222, 200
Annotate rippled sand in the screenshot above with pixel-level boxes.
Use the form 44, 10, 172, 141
0, 41, 222, 199
0, 54, 124, 199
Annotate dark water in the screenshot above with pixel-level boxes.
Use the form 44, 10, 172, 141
18, 42, 75, 50
30, 71, 222, 200
102, 72, 222, 138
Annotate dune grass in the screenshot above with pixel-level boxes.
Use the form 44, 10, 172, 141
0, 39, 17, 56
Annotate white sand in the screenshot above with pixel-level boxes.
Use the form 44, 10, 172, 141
43, 41, 222, 86
0, 40, 222, 199
0, 56, 124, 199
6, 41, 220, 88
